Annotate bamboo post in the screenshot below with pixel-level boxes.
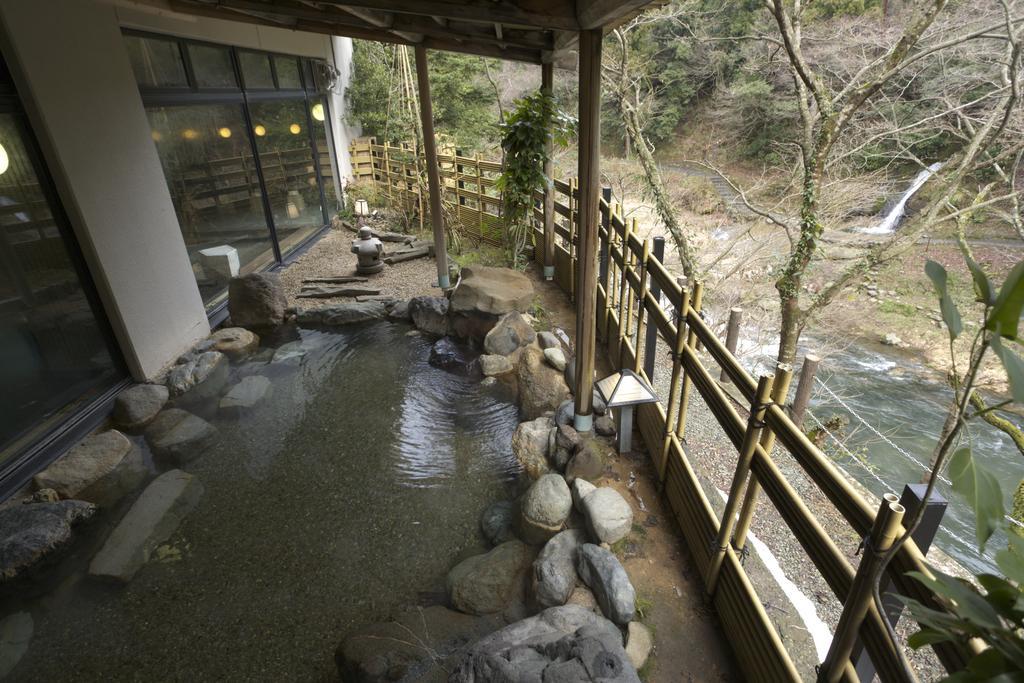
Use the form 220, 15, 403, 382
818, 493, 906, 683
732, 363, 794, 552
569, 177, 578, 302
572, 28, 603, 432
541, 62, 555, 281
383, 141, 393, 205
475, 153, 484, 241
599, 186, 613, 337
624, 218, 639, 341
616, 209, 632, 365
633, 239, 652, 374
659, 283, 690, 483
675, 282, 704, 440
413, 44, 450, 289
643, 236, 665, 381
720, 307, 743, 382
706, 374, 776, 595
791, 353, 821, 427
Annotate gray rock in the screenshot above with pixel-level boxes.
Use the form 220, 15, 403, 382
518, 346, 571, 420
32, 431, 133, 500
479, 354, 513, 377
0, 612, 32, 678
581, 488, 633, 544
576, 544, 636, 625
387, 299, 411, 322
429, 337, 481, 377
447, 540, 531, 615
209, 327, 259, 360
555, 399, 575, 427
89, 469, 204, 583
544, 347, 567, 371
512, 417, 554, 480
480, 501, 516, 546
519, 474, 572, 545
0, 500, 96, 582
450, 266, 534, 317
534, 529, 586, 607
166, 351, 229, 398
409, 296, 449, 336
272, 340, 306, 364
572, 479, 597, 511
229, 272, 288, 328
557, 424, 581, 452
595, 415, 616, 437
450, 605, 639, 683
483, 312, 536, 356
567, 585, 600, 612
335, 605, 503, 683
566, 438, 611, 483
112, 384, 168, 431
537, 331, 560, 350
144, 409, 218, 465
625, 621, 653, 670
296, 301, 389, 326
219, 376, 272, 416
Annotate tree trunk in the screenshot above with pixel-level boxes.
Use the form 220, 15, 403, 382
777, 295, 803, 367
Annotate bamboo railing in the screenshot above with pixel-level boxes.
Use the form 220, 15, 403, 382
348, 143, 976, 682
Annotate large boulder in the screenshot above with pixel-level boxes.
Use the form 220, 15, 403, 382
517, 346, 571, 420
112, 384, 168, 431
166, 351, 229, 398
446, 540, 531, 615
576, 544, 636, 625
228, 272, 288, 329
208, 327, 259, 360
572, 479, 597, 511
335, 605, 503, 683
219, 376, 272, 416
581, 488, 634, 545
0, 500, 96, 582
483, 312, 536, 357
511, 417, 554, 480
408, 296, 450, 336
144, 409, 218, 465
32, 431, 133, 501
566, 437, 612, 483
449, 266, 534, 340
480, 501, 516, 546
534, 529, 586, 608
450, 605, 639, 683
479, 354, 513, 377
518, 474, 572, 545
296, 301, 388, 326
89, 469, 204, 583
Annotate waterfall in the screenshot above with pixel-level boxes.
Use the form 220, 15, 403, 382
860, 162, 943, 235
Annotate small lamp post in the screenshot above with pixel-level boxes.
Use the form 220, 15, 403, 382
354, 198, 370, 228
596, 369, 659, 453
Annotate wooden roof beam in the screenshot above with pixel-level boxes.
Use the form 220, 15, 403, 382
322, 0, 579, 31
577, 0, 664, 30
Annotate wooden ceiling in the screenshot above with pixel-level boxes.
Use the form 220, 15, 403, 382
166, 0, 663, 64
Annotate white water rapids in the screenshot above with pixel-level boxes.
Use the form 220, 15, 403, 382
859, 162, 943, 235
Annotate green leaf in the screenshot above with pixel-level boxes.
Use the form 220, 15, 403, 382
991, 335, 1024, 404
908, 569, 1002, 629
987, 260, 1024, 340
961, 247, 996, 305
926, 260, 963, 339
907, 627, 952, 649
948, 447, 1004, 551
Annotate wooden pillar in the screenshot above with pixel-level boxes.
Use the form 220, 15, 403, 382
413, 44, 450, 289
573, 29, 603, 432
541, 61, 556, 281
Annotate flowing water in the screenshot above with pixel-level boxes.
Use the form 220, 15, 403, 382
859, 162, 943, 235
3, 322, 521, 680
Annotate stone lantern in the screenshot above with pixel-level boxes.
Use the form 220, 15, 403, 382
351, 226, 384, 274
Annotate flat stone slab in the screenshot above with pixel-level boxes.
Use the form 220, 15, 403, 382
450, 266, 534, 316
144, 409, 218, 465
209, 327, 259, 360
296, 301, 388, 326
112, 384, 168, 431
33, 431, 132, 500
219, 376, 272, 416
89, 470, 204, 583
0, 500, 96, 582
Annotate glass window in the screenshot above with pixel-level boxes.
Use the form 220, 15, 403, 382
238, 51, 274, 89
310, 98, 340, 214
146, 104, 276, 307
274, 56, 302, 89
125, 35, 188, 88
249, 99, 326, 253
189, 44, 237, 89
0, 114, 123, 463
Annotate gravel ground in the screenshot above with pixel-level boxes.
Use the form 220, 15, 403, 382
278, 221, 441, 308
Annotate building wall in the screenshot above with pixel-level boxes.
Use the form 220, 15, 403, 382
0, 0, 353, 381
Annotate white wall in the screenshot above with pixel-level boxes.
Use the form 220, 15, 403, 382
0, 0, 211, 381
330, 36, 357, 190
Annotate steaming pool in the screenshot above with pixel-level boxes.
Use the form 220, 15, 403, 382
2, 321, 523, 679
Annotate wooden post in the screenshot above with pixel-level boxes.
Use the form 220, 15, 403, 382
542, 61, 556, 281
616, 211, 632, 365
475, 153, 484, 241
659, 283, 690, 483
633, 239, 652, 374
413, 44, 450, 289
818, 493, 905, 683
643, 236, 665, 381
791, 352, 821, 427
706, 374, 775, 595
720, 307, 743, 382
572, 28, 603, 432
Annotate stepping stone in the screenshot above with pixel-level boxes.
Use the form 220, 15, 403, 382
209, 327, 259, 360
0, 500, 96, 582
112, 384, 168, 431
144, 409, 217, 465
33, 431, 132, 500
89, 470, 204, 583
219, 376, 272, 416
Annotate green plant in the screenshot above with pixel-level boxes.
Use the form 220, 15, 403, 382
878, 300, 916, 317
677, 176, 722, 215
495, 91, 575, 269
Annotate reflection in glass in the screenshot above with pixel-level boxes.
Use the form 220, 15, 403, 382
146, 104, 276, 306
0, 114, 122, 463
274, 56, 302, 89
189, 44, 236, 89
249, 99, 326, 253
125, 35, 187, 88
238, 51, 274, 89
310, 98, 340, 214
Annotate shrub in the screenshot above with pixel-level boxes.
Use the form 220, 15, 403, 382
677, 176, 723, 215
